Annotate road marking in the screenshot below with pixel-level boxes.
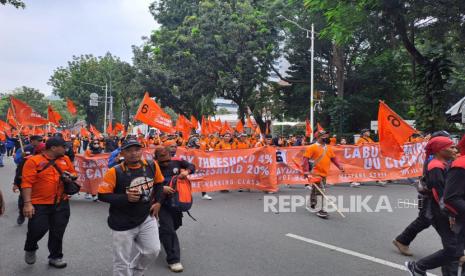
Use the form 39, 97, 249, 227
285, 233, 437, 276
398, 201, 418, 207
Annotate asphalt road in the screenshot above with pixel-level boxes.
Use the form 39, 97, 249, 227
0, 156, 443, 276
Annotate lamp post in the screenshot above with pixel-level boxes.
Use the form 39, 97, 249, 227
279, 15, 315, 140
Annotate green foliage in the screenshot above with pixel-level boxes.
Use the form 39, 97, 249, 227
49, 53, 142, 129
0, 0, 25, 8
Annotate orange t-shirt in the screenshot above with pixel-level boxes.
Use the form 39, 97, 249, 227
303, 143, 335, 177
356, 137, 374, 145
21, 154, 76, 204
99, 160, 165, 194
329, 137, 337, 146
215, 141, 233, 150
234, 141, 250, 149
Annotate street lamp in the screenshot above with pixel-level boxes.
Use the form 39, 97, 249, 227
75, 79, 111, 134
279, 15, 315, 140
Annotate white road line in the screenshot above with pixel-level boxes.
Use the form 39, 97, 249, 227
285, 233, 437, 276
398, 201, 418, 207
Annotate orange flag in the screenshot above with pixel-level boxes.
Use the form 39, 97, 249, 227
305, 119, 312, 137
89, 124, 102, 138
246, 116, 254, 129
21, 126, 31, 136
114, 122, 125, 135
378, 101, 416, 159
80, 127, 90, 138
106, 121, 113, 135
317, 123, 324, 132
201, 117, 208, 136
35, 128, 45, 136
190, 115, 199, 130
10, 97, 49, 126
235, 120, 244, 133
175, 115, 191, 139
48, 105, 62, 125
67, 98, 77, 116
209, 119, 222, 133
0, 120, 11, 132
134, 92, 173, 133
7, 108, 17, 128
221, 121, 233, 135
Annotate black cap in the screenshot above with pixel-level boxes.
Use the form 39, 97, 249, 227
30, 135, 43, 141
360, 128, 370, 134
121, 139, 142, 150
265, 134, 273, 139
431, 130, 450, 138
45, 137, 66, 149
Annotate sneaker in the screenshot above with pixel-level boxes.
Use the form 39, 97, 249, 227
316, 210, 329, 219
377, 181, 387, 187
202, 194, 212, 200
85, 193, 92, 200
350, 182, 361, 188
392, 240, 413, 256
405, 261, 426, 276
238, 189, 243, 192
25, 251, 36, 265
17, 214, 25, 225
92, 195, 98, 202
169, 262, 184, 273
49, 258, 67, 269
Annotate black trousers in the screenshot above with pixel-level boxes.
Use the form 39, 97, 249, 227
18, 192, 24, 217
416, 212, 465, 272
24, 201, 70, 259
158, 206, 183, 265
396, 200, 431, 245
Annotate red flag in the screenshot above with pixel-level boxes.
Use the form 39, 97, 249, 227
235, 120, 244, 133
190, 115, 199, 130
378, 101, 416, 159
134, 92, 173, 133
67, 98, 77, 116
10, 97, 49, 126
317, 123, 324, 132
305, 119, 312, 137
47, 105, 62, 125
89, 124, 102, 138
7, 108, 17, 128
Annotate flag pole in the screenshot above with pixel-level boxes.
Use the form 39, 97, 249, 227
9, 97, 24, 151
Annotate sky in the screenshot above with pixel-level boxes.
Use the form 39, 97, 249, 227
0, 0, 158, 96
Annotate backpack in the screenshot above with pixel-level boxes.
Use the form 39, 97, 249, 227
167, 175, 193, 212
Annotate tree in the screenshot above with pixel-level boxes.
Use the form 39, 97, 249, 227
0, 0, 25, 8
135, 0, 283, 131
0, 87, 47, 120
303, 0, 465, 131
49, 53, 141, 129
